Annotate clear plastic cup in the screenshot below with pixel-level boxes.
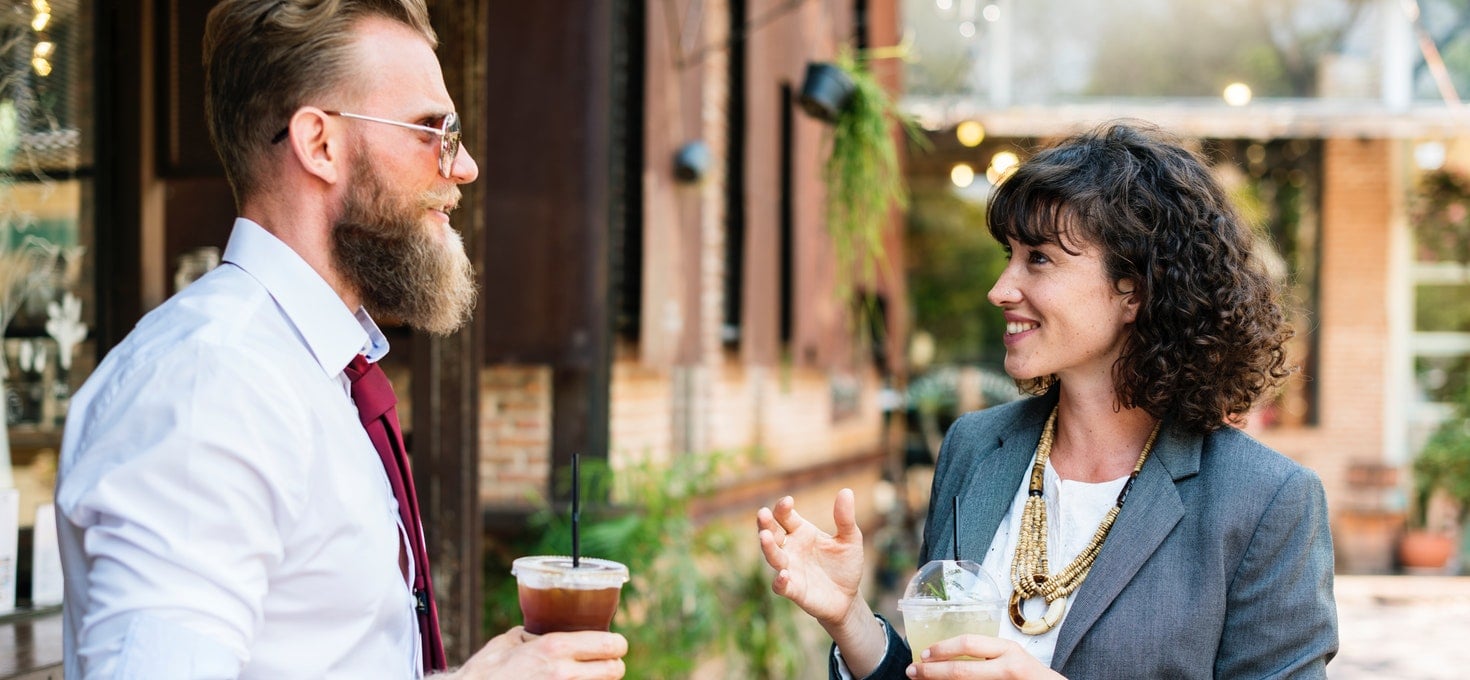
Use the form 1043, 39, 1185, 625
511, 556, 629, 634
896, 559, 1006, 663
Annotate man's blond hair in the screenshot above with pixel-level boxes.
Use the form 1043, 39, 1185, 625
203, 0, 436, 205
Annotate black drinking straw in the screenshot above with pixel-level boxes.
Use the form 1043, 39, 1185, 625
572, 453, 581, 568
952, 496, 961, 561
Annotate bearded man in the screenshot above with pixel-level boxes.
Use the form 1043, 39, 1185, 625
53, 1, 627, 678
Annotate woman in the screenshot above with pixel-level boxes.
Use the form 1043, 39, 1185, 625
756, 122, 1337, 679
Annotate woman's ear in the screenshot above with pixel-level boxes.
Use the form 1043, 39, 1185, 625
284, 107, 342, 185
1118, 279, 1141, 323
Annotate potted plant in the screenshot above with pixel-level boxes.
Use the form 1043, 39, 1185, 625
1410, 167, 1470, 266
799, 52, 921, 299
1404, 386, 1470, 571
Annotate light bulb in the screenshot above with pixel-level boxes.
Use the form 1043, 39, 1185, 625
951, 163, 976, 188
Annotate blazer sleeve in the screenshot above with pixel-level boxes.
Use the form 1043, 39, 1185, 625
828, 614, 912, 680
1214, 466, 1339, 679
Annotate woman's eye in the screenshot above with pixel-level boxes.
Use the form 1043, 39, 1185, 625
1027, 250, 1050, 265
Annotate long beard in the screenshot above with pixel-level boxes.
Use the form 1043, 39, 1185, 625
331, 157, 477, 336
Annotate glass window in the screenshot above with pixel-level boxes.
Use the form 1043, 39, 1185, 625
1416, 282, 1470, 334
2, 0, 94, 532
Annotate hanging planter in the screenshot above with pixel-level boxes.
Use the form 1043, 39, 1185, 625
799, 52, 921, 300
797, 62, 855, 123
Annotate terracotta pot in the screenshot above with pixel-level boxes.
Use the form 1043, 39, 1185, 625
1398, 530, 1455, 570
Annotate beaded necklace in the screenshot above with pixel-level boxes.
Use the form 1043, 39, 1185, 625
1008, 406, 1162, 635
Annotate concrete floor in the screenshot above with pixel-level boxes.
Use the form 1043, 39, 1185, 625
1329, 575, 1470, 680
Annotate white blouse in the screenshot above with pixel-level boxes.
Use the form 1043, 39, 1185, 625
978, 456, 1130, 667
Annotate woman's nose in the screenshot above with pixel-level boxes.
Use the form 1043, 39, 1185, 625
988, 272, 1019, 306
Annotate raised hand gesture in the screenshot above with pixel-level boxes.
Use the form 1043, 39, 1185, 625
756, 488, 892, 675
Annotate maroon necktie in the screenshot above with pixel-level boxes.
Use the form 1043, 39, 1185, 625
344, 354, 446, 673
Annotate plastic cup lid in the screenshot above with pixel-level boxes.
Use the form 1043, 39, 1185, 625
511, 556, 630, 589
896, 559, 1004, 609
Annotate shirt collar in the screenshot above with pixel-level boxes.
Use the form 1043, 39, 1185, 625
221, 218, 391, 375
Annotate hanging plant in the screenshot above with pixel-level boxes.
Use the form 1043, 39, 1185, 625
1410, 168, 1470, 266
800, 52, 921, 298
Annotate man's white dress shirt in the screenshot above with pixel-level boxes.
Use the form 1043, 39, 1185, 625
57, 219, 419, 679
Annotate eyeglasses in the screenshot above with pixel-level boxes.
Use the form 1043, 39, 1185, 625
270, 110, 462, 178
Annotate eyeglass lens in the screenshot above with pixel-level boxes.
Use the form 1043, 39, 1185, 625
439, 112, 462, 178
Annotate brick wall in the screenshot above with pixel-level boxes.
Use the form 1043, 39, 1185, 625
608, 359, 674, 468
478, 365, 552, 507
1256, 137, 1406, 573
476, 0, 890, 535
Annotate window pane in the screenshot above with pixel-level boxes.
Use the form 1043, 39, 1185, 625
1416, 283, 1470, 333
1416, 355, 1470, 404
2, 0, 94, 533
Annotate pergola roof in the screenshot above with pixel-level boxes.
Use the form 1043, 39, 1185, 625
903, 96, 1470, 140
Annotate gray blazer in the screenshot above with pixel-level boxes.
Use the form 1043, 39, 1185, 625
842, 392, 1338, 679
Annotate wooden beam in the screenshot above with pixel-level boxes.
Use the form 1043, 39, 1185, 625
417, 0, 487, 664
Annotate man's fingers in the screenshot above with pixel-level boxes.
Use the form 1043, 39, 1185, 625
482, 625, 528, 653
568, 658, 626, 680
538, 631, 627, 661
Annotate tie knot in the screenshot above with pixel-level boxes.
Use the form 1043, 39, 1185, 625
345, 354, 372, 380
345, 354, 396, 423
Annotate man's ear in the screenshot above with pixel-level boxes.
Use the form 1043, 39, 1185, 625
285, 107, 342, 185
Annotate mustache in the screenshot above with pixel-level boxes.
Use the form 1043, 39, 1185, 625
426, 190, 462, 215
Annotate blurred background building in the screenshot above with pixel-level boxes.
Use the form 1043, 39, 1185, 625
2, 0, 1469, 676
1, 0, 907, 675
897, 0, 1470, 579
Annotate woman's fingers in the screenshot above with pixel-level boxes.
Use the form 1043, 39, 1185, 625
920, 634, 1006, 662
909, 635, 1043, 679
756, 528, 787, 570
772, 495, 808, 534
832, 488, 860, 542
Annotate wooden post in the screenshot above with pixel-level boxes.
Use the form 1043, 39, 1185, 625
417, 0, 488, 663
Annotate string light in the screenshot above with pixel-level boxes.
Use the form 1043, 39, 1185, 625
1223, 82, 1252, 106
951, 163, 976, 188
987, 151, 1019, 184
956, 120, 985, 147
32, 1, 54, 76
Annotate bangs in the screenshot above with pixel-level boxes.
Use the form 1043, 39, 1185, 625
986, 186, 1089, 255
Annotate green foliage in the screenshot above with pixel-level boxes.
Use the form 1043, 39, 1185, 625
483, 454, 805, 679
1411, 169, 1470, 265
717, 552, 804, 680
1083, 0, 1371, 98
824, 53, 921, 298
905, 185, 1008, 364
1416, 283, 1470, 335
1415, 385, 1470, 528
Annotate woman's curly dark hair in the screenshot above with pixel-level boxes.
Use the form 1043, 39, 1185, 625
987, 121, 1294, 432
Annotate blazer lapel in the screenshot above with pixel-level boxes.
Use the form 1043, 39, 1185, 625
1049, 424, 1201, 669
930, 395, 1054, 564
954, 426, 1034, 562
